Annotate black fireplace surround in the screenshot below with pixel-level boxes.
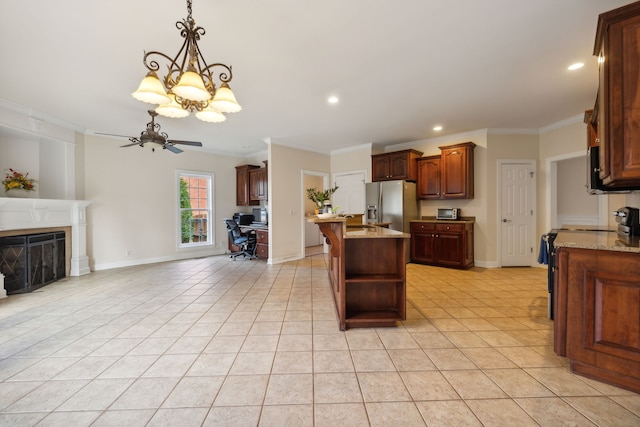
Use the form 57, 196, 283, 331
0, 232, 66, 295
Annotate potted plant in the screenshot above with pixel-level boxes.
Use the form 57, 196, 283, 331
2, 168, 36, 197
306, 185, 338, 213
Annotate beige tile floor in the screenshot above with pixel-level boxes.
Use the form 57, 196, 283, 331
0, 254, 639, 426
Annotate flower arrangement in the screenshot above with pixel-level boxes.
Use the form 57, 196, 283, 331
306, 185, 339, 207
2, 168, 36, 192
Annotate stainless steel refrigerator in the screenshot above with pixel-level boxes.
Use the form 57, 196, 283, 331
365, 181, 418, 232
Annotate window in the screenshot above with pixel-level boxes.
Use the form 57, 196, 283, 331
178, 171, 213, 247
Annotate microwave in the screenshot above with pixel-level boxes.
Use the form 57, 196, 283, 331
252, 207, 268, 224
436, 208, 459, 220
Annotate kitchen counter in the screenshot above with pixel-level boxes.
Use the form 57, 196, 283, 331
309, 217, 410, 239
412, 216, 476, 224
308, 217, 408, 330
554, 228, 640, 253
553, 226, 640, 393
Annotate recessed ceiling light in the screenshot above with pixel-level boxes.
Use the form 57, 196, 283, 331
568, 62, 584, 71
433, 125, 443, 131
328, 96, 339, 104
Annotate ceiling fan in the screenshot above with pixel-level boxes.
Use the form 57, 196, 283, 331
96, 110, 203, 153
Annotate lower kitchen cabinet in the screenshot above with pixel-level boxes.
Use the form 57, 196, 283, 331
255, 228, 269, 259
554, 246, 640, 393
410, 220, 474, 269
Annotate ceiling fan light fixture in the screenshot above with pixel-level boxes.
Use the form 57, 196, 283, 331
210, 83, 242, 113
132, 0, 239, 123
172, 70, 211, 102
195, 105, 227, 123
131, 71, 171, 105
156, 95, 190, 118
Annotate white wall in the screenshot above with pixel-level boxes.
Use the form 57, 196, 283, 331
269, 143, 330, 263
83, 134, 246, 270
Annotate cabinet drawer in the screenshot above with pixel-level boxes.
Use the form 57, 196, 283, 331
256, 243, 268, 258
410, 222, 436, 232
435, 223, 464, 232
256, 229, 268, 243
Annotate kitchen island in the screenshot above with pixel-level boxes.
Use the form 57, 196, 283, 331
310, 217, 410, 330
553, 228, 640, 393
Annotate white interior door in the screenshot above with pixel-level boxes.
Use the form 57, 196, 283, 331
500, 161, 536, 266
333, 172, 366, 215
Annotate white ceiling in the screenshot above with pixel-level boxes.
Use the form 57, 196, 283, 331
0, 0, 632, 156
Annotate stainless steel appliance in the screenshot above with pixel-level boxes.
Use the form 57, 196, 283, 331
541, 224, 617, 319
252, 207, 268, 225
613, 206, 640, 236
587, 146, 640, 194
365, 181, 418, 232
436, 208, 459, 220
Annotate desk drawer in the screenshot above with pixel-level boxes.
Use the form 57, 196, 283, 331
256, 242, 268, 259
256, 229, 268, 243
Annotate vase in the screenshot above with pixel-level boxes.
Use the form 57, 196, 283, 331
4, 189, 31, 198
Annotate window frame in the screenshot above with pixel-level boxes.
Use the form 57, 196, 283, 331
177, 169, 214, 249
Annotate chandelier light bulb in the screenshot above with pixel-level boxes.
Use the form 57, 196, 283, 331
172, 70, 211, 102
195, 104, 227, 123
156, 94, 190, 118
132, 71, 171, 105
210, 83, 242, 113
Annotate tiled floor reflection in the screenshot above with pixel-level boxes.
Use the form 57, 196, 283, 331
0, 254, 639, 426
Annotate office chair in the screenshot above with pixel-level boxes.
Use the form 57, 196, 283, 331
224, 218, 257, 260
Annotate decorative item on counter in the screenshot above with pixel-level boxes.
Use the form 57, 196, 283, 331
2, 168, 36, 197
306, 185, 339, 213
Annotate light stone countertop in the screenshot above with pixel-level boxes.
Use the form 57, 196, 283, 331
308, 217, 409, 239
554, 228, 640, 253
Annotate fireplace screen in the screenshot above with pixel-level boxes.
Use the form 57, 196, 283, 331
0, 232, 66, 294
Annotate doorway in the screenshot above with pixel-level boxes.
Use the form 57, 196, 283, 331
498, 160, 536, 266
302, 170, 329, 257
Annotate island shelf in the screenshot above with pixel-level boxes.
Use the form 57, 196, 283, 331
311, 217, 409, 330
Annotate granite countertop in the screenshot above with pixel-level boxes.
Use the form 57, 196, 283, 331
554, 228, 640, 253
412, 216, 476, 224
308, 216, 409, 239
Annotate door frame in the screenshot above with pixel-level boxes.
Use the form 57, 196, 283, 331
546, 150, 608, 229
301, 170, 330, 255
497, 159, 537, 267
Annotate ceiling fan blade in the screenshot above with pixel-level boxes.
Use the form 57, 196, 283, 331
95, 132, 133, 139
164, 144, 183, 154
120, 142, 142, 148
166, 139, 203, 147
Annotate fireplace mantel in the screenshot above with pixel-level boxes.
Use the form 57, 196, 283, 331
0, 197, 91, 298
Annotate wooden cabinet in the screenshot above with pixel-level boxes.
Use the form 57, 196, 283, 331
594, 2, 640, 187
315, 220, 407, 330
554, 246, 640, 393
439, 142, 475, 199
249, 167, 268, 202
255, 228, 269, 259
410, 221, 474, 269
416, 142, 475, 200
416, 156, 441, 199
236, 165, 260, 206
371, 149, 423, 182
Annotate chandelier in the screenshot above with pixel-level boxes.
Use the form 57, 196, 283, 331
131, 0, 241, 123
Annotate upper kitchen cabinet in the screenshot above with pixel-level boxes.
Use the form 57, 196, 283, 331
416, 155, 441, 199
236, 165, 260, 206
371, 149, 423, 182
440, 142, 475, 198
417, 142, 475, 200
249, 161, 268, 202
594, 2, 640, 187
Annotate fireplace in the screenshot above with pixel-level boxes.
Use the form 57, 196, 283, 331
0, 232, 66, 294
0, 198, 91, 298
